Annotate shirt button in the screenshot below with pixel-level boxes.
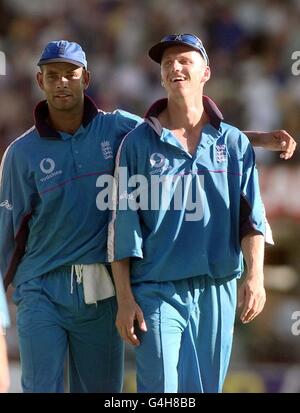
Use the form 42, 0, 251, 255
78, 164, 82, 168
74, 150, 79, 154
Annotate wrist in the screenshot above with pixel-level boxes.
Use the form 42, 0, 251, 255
115, 288, 135, 304
246, 269, 264, 280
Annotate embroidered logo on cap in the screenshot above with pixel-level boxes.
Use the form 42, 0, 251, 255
58, 44, 66, 55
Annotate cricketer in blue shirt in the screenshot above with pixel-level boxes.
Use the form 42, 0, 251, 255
0, 40, 141, 393
109, 34, 268, 393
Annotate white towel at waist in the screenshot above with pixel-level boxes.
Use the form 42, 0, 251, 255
71, 264, 115, 304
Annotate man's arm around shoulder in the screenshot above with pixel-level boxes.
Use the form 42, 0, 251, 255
244, 130, 296, 160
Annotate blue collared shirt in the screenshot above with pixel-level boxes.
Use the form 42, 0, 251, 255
0, 95, 141, 288
108, 98, 266, 283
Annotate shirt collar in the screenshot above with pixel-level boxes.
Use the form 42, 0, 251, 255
144, 95, 223, 131
34, 94, 98, 140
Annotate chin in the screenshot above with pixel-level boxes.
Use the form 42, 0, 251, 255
52, 99, 75, 111
171, 89, 189, 98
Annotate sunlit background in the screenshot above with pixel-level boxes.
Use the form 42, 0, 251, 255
0, 0, 299, 393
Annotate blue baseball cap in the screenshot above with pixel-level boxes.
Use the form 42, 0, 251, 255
149, 33, 209, 66
37, 40, 87, 68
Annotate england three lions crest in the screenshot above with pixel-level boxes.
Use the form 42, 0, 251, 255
216, 144, 227, 163
101, 140, 113, 160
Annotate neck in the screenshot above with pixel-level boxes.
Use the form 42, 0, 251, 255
48, 102, 84, 134
160, 93, 208, 131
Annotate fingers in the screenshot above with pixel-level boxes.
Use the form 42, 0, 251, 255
276, 130, 297, 160
128, 325, 141, 346
116, 321, 140, 346
240, 290, 266, 324
280, 141, 296, 159
116, 307, 146, 347
136, 310, 147, 332
246, 295, 265, 323
240, 291, 254, 323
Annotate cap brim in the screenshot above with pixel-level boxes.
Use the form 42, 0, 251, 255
148, 41, 203, 63
37, 58, 85, 68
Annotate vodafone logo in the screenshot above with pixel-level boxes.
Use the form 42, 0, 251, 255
150, 153, 166, 168
39, 158, 62, 182
40, 158, 55, 174
0, 200, 13, 210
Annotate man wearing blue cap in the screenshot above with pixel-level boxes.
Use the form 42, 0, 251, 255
0, 38, 296, 393
108, 33, 277, 393
0, 40, 142, 393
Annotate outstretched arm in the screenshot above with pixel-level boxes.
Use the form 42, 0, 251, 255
244, 130, 297, 160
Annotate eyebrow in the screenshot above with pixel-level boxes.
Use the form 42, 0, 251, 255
45, 69, 79, 75
162, 55, 195, 62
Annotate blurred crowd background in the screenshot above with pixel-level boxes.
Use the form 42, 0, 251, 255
0, 0, 299, 393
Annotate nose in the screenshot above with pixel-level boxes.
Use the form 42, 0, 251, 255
171, 60, 182, 71
56, 76, 68, 88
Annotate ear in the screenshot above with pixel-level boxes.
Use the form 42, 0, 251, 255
83, 70, 91, 90
36, 71, 44, 90
202, 66, 211, 83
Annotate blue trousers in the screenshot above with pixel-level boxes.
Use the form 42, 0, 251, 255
13, 267, 124, 393
132, 276, 237, 393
